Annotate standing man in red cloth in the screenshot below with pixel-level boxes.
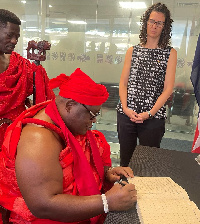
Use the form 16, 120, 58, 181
0, 9, 54, 150
0, 68, 137, 224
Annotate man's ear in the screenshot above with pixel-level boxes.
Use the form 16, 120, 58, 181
65, 99, 77, 112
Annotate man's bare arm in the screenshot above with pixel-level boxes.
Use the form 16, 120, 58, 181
16, 125, 136, 222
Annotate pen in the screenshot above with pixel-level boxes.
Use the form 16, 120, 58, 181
117, 179, 126, 186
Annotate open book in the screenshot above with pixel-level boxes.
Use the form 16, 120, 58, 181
129, 177, 200, 224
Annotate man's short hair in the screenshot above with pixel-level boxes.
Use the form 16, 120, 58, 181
0, 9, 21, 26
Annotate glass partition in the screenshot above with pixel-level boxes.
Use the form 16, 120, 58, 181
1, 0, 200, 158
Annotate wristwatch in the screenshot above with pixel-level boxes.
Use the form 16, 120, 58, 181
147, 111, 153, 119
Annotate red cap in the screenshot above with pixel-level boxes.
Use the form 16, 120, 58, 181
49, 68, 109, 105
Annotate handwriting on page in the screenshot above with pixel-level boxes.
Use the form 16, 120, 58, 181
129, 177, 200, 224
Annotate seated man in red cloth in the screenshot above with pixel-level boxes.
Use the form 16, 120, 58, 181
0, 9, 54, 150
0, 68, 137, 224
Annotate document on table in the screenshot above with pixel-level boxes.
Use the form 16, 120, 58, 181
129, 177, 200, 224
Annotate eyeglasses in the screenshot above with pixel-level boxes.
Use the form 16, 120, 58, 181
81, 104, 101, 120
148, 19, 165, 28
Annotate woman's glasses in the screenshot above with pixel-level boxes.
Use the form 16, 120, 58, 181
81, 104, 101, 120
148, 19, 165, 28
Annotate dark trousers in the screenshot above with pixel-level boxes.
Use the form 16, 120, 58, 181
117, 112, 165, 167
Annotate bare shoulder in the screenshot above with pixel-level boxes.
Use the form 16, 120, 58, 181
18, 124, 62, 157
17, 111, 63, 158
19, 123, 58, 143
126, 46, 134, 54
170, 48, 177, 57
20, 108, 56, 142
167, 48, 177, 66
124, 46, 134, 61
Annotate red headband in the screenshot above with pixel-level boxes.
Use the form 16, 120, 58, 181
49, 68, 109, 105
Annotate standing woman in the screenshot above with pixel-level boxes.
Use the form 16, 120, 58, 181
117, 3, 177, 166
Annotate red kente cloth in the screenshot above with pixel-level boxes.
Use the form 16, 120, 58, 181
0, 100, 112, 224
0, 51, 55, 150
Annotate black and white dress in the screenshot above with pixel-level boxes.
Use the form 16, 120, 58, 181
117, 44, 172, 119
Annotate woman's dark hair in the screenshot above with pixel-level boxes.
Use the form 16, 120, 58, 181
139, 2, 173, 49
0, 9, 21, 26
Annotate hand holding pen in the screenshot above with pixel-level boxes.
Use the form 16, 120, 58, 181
105, 166, 134, 183
105, 175, 137, 211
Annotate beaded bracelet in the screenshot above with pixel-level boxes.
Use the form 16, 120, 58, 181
101, 194, 109, 213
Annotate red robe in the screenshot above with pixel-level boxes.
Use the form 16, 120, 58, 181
0, 51, 55, 149
0, 100, 112, 224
